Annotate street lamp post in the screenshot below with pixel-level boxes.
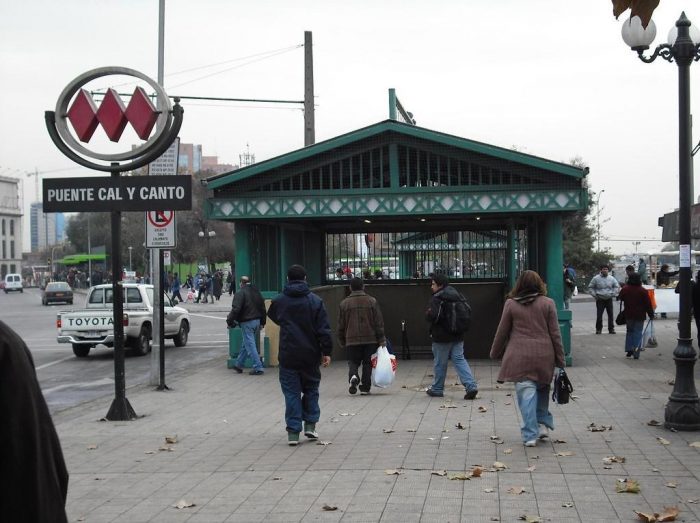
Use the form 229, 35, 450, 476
621, 12, 700, 430
595, 189, 605, 252
198, 227, 216, 273
128, 246, 133, 271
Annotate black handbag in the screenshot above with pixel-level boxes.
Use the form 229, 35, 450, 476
552, 369, 574, 404
615, 301, 626, 326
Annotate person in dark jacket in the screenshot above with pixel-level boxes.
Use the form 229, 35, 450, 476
674, 270, 700, 337
656, 264, 680, 287
0, 320, 69, 523
618, 272, 654, 359
227, 276, 267, 375
338, 277, 386, 395
267, 265, 333, 446
424, 273, 478, 400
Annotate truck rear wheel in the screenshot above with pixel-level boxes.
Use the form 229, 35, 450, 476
132, 325, 151, 356
72, 344, 90, 357
173, 320, 189, 347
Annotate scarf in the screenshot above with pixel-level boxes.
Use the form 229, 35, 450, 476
512, 292, 542, 305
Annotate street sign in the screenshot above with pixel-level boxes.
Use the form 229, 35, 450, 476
146, 210, 176, 248
163, 251, 171, 266
43, 175, 192, 212
148, 138, 180, 176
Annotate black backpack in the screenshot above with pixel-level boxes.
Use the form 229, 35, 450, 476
438, 295, 472, 334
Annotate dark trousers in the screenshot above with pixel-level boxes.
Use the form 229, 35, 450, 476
595, 299, 614, 333
347, 343, 375, 392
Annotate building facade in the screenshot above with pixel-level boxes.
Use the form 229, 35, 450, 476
30, 202, 63, 252
0, 176, 23, 277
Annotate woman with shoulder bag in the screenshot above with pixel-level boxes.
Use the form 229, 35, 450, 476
618, 272, 654, 359
489, 270, 566, 447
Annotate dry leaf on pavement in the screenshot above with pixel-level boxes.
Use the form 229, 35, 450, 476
471, 466, 483, 477
686, 499, 698, 504
173, 499, 195, 509
562, 502, 574, 508
322, 504, 338, 511
383, 429, 394, 433
158, 445, 174, 452
527, 465, 536, 472
448, 472, 471, 481
603, 456, 626, 464
439, 404, 457, 410
493, 461, 508, 470
503, 448, 513, 454
556, 451, 574, 457
508, 486, 526, 495
455, 422, 465, 430
635, 506, 680, 522
483, 487, 495, 493
384, 469, 404, 475
616, 478, 641, 493
316, 441, 332, 446
144, 450, 155, 455
478, 406, 488, 413
648, 420, 662, 426
656, 436, 671, 445
518, 517, 541, 523
431, 470, 447, 476
689, 441, 700, 448
339, 412, 356, 416
86, 444, 97, 450
164, 435, 177, 444
553, 439, 567, 444
665, 482, 677, 488
588, 423, 613, 432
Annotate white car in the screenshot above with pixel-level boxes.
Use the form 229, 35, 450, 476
3, 273, 23, 293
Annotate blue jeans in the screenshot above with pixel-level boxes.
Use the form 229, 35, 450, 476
430, 341, 477, 394
625, 319, 645, 354
278, 366, 321, 433
235, 319, 263, 371
514, 381, 553, 442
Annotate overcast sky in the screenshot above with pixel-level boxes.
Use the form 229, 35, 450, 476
2, 0, 699, 255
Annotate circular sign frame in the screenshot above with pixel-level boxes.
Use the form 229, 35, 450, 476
54, 66, 173, 162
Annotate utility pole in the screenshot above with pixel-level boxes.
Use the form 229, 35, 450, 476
304, 31, 315, 146
596, 189, 605, 252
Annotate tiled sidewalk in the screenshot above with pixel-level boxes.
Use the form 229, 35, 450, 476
56, 307, 700, 522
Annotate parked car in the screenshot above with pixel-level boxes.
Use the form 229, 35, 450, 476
3, 273, 23, 293
56, 283, 190, 357
42, 281, 73, 305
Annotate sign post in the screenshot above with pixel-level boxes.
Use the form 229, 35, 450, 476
45, 66, 186, 421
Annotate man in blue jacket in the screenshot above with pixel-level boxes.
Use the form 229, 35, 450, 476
267, 265, 333, 446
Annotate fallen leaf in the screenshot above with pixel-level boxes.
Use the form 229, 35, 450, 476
518, 516, 540, 523
553, 439, 567, 444
431, 470, 447, 476
689, 441, 700, 448
272, 477, 282, 481
478, 406, 488, 413
316, 441, 332, 446
493, 461, 508, 470
222, 419, 229, 423
383, 429, 394, 433
439, 404, 457, 410
652, 468, 660, 473
427, 437, 436, 441
687, 499, 698, 503
329, 417, 339, 423
604, 466, 612, 469
648, 420, 662, 426
322, 504, 338, 511
556, 451, 574, 457
527, 465, 536, 472
616, 478, 640, 494
505, 392, 511, 396
503, 448, 513, 454
562, 502, 574, 508
657, 436, 671, 445
86, 444, 97, 450
173, 499, 195, 509
588, 423, 613, 432
471, 466, 483, 477
602, 356, 607, 359
483, 487, 495, 493
441, 436, 449, 440
603, 456, 626, 464
406, 429, 416, 432
159, 445, 174, 452
339, 412, 356, 416
635, 510, 656, 522
448, 472, 471, 481
657, 506, 680, 521
639, 395, 651, 399
384, 469, 404, 475
508, 486, 526, 495
144, 450, 155, 455
164, 435, 177, 444
666, 482, 677, 488
455, 422, 465, 430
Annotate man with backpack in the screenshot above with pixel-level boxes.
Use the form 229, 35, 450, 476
424, 273, 478, 399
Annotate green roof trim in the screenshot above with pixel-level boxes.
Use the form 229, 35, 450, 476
56, 254, 107, 264
206, 120, 586, 190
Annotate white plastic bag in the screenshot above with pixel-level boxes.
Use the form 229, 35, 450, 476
644, 319, 658, 348
573, 285, 578, 296
370, 345, 397, 388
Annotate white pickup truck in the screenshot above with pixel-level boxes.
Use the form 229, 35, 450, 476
57, 283, 190, 357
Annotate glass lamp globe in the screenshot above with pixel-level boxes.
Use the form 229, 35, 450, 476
668, 22, 700, 45
622, 16, 657, 49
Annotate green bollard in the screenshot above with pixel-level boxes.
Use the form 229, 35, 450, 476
227, 326, 270, 368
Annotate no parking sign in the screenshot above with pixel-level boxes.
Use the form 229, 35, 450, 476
146, 210, 176, 248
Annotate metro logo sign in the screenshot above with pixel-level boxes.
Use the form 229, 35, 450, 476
67, 87, 159, 143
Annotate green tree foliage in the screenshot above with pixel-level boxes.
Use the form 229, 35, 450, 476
562, 157, 611, 285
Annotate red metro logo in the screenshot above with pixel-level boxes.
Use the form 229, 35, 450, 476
48, 66, 182, 169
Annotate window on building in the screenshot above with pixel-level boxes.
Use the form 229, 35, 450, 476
10, 241, 14, 259
1, 240, 5, 259
1, 219, 4, 235
9, 220, 14, 236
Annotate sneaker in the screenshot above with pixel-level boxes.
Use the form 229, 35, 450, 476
249, 369, 264, 375
626, 351, 633, 358
360, 390, 371, 395
595, 331, 602, 335
303, 422, 318, 439
609, 330, 616, 334
538, 425, 549, 440
287, 432, 300, 446
633, 347, 640, 360
349, 375, 359, 395
426, 388, 444, 397
232, 365, 243, 374
464, 389, 478, 400
524, 440, 537, 447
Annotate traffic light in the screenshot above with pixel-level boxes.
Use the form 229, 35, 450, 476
47, 257, 52, 266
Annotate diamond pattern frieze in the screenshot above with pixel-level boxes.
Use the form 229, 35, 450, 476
66, 89, 99, 142
96, 88, 128, 142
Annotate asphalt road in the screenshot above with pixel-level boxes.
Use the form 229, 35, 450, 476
1, 287, 231, 414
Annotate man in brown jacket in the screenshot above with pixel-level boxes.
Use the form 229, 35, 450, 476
338, 277, 386, 395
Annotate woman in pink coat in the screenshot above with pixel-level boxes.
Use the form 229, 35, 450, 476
490, 270, 566, 447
